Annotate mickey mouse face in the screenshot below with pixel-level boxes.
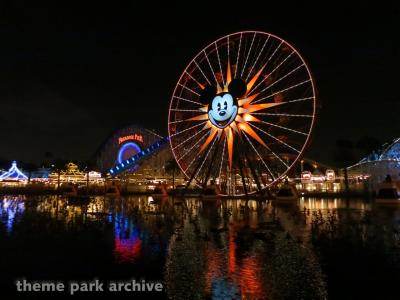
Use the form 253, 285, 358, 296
201, 79, 247, 129
208, 93, 238, 129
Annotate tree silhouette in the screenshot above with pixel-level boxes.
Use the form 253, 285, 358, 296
82, 159, 97, 191
53, 159, 68, 190
22, 162, 38, 184
165, 158, 179, 189
333, 139, 356, 168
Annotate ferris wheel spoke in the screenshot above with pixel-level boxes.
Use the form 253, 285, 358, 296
203, 50, 219, 86
183, 152, 199, 173
193, 60, 212, 86
253, 79, 311, 104
177, 131, 209, 163
263, 40, 283, 68
178, 83, 200, 96
246, 130, 290, 170
172, 128, 207, 150
257, 119, 309, 136
227, 35, 230, 63
252, 96, 314, 108
252, 112, 313, 118
217, 135, 227, 182
284, 96, 314, 105
184, 71, 205, 90
249, 122, 301, 154
250, 51, 295, 95
245, 35, 270, 82
242, 132, 276, 181
173, 95, 203, 106
255, 63, 305, 96
183, 133, 212, 173
214, 42, 225, 87
170, 121, 206, 137
240, 32, 257, 78
170, 108, 204, 113
169, 119, 187, 124
234, 32, 243, 78
193, 136, 218, 180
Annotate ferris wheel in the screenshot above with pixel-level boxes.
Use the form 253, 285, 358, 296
168, 31, 317, 196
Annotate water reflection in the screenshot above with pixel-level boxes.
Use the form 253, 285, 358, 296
114, 213, 142, 264
0, 196, 25, 232
1, 195, 400, 299
164, 199, 328, 299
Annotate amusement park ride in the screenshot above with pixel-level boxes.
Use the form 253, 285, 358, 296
110, 31, 317, 197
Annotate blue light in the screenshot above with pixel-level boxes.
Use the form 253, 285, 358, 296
110, 137, 169, 176
118, 142, 141, 164
0, 161, 28, 181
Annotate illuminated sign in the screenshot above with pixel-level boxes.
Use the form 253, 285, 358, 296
301, 171, 312, 183
326, 169, 336, 182
88, 171, 102, 178
118, 134, 144, 144
312, 175, 325, 182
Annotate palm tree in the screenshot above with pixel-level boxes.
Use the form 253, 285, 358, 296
43, 151, 54, 168
23, 162, 38, 184
82, 159, 97, 193
165, 158, 179, 189
333, 139, 357, 195
53, 159, 67, 190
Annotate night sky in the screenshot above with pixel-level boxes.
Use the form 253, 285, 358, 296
0, 1, 398, 166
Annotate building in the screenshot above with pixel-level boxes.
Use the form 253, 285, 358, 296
95, 124, 174, 179
48, 162, 103, 186
347, 137, 400, 192
0, 161, 28, 186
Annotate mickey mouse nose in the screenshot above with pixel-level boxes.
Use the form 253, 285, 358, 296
219, 111, 226, 116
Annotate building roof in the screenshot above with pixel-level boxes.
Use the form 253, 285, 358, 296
0, 161, 28, 181
380, 137, 400, 161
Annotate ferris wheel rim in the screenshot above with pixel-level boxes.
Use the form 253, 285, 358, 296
168, 30, 317, 195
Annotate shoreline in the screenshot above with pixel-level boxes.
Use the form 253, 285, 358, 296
0, 188, 373, 199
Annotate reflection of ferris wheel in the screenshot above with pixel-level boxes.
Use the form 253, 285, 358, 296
168, 31, 317, 196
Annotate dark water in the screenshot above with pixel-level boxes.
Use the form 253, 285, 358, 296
1, 195, 400, 299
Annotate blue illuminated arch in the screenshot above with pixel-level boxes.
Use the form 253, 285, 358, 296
0, 161, 28, 180
380, 138, 400, 161
117, 142, 141, 164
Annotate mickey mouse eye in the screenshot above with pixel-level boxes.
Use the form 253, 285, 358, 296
217, 103, 221, 110
224, 101, 227, 109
